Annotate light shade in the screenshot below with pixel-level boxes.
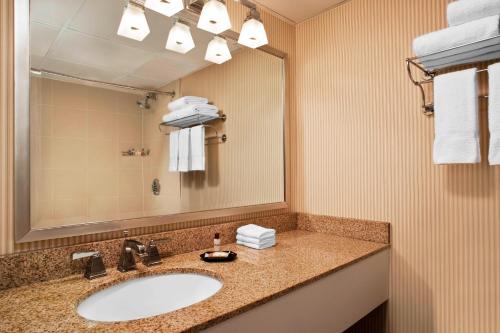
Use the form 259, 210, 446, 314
205, 36, 232, 64
145, 0, 184, 17
197, 0, 232, 35
166, 22, 195, 54
238, 18, 268, 49
117, 2, 150, 41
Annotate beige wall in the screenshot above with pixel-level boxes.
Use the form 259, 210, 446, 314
179, 49, 285, 211
0, 0, 14, 255
295, 0, 499, 332
0, 0, 295, 254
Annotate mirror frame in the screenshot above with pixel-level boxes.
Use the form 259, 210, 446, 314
14, 0, 290, 243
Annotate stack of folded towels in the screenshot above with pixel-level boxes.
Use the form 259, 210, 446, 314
163, 96, 219, 123
413, 0, 500, 70
236, 224, 276, 250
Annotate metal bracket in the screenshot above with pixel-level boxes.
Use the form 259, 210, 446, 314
406, 59, 436, 116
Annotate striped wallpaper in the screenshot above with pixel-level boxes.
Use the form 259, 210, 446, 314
179, 49, 285, 212
295, 0, 499, 332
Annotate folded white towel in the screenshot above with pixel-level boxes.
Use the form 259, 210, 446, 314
189, 125, 205, 171
448, 0, 500, 27
236, 224, 276, 240
488, 62, 500, 164
413, 15, 500, 58
168, 96, 209, 111
237, 239, 276, 250
236, 234, 275, 245
168, 130, 180, 172
178, 128, 190, 172
162, 105, 219, 123
433, 68, 481, 164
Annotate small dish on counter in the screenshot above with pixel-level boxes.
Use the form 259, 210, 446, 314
200, 251, 237, 262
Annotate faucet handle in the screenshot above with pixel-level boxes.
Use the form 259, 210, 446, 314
143, 240, 162, 267
71, 251, 107, 280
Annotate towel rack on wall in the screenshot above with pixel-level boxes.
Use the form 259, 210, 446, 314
158, 112, 227, 145
406, 35, 500, 116
406, 59, 491, 117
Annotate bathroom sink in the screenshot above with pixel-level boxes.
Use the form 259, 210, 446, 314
77, 273, 222, 322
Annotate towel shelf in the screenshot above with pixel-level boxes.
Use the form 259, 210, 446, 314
160, 112, 226, 129
406, 59, 491, 116
159, 112, 227, 145
406, 35, 500, 116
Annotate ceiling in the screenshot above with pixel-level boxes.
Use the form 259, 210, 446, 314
254, 0, 346, 23
30, 0, 239, 90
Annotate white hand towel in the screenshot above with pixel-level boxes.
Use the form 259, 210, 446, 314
168, 96, 209, 111
189, 125, 205, 171
236, 224, 276, 240
433, 68, 481, 164
178, 128, 190, 172
168, 130, 180, 172
448, 0, 500, 27
237, 239, 276, 250
236, 234, 275, 245
488, 62, 500, 164
413, 15, 500, 58
162, 105, 219, 123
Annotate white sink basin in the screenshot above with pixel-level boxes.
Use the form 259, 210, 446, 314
77, 273, 222, 322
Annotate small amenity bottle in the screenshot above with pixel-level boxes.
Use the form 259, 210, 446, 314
214, 233, 221, 251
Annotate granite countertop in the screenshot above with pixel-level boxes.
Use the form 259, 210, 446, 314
0, 230, 389, 333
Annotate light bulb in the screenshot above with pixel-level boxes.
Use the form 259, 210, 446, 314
145, 0, 184, 17
205, 36, 232, 64
238, 18, 268, 49
197, 0, 232, 35
117, 2, 150, 41
166, 21, 195, 54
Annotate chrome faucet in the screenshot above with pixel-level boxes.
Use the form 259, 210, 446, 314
71, 251, 107, 280
118, 236, 162, 272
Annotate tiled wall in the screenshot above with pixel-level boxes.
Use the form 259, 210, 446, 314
142, 79, 182, 217
30, 77, 152, 227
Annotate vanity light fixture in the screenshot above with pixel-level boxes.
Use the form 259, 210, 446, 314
197, 0, 232, 35
205, 36, 232, 64
166, 21, 196, 54
117, 1, 150, 41
145, 0, 184, 17
238, 8, 268, 49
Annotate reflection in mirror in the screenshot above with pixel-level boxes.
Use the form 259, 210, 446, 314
28, 0, 285, 230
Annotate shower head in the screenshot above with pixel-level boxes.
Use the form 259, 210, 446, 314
136, 93, 157, 110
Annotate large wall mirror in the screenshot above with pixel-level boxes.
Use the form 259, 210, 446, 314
15, 0, 287, 242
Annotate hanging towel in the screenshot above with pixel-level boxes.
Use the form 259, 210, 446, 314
168, 130, 180, 172
162, 104, 219, 123
433, 68, 481, 164
488, 62, 500, 164
189, 125, 205, 171
178, 128, 190, 172
413, 15, 500, 58
236, 224, 276, 240
168, 96, 209, 112
236, 239, 276, 250
448, 0, 500, 27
